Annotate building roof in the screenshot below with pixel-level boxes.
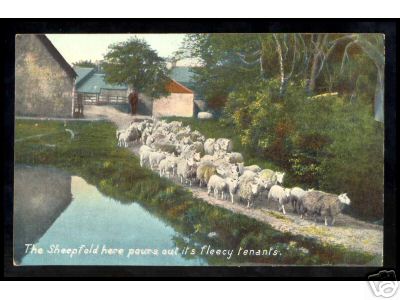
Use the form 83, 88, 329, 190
74, 67, 96, 86
37, 35, 77, 78
170, 67, 195, 84
75, 72, 127, 94
165, 80, 193, 94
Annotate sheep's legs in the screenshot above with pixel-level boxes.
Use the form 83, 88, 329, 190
331, 217, 336, 226
230, 193, 234, 203
324, 217, 328, 226
221, 191, 224, 199
282, 205, 286, 215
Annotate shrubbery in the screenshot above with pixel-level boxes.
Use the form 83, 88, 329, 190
221, 81, 384, 220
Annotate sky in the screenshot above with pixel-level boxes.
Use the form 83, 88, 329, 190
46, 34, 192, 66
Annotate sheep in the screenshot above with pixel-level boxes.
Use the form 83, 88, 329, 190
204, 138, 216, 155
139, 146, 152, 167
225, 152, 244, 164
224, 177, 239, 203
196, 162, 217, 187
288, 187, 306, 213
215, 138, 233, 153
180, 149, 201, 162
153, 143, 181, 155
207, 174, 227, 199
182, 141, 205, 157
158, 155, 179, 178
117, 126, 140, 147
177, 158, 198, 186
145, 132, 167, 146
243, 165, 262, 173
238, 170, 258, 183
140, 126, 153, 144
259, 169, 286, 185
215, 162, 240, 179
200, 154, 215, 163
198, 112, 213, 119
267, 185, 291, 215
237, 176, 261, 208
298, 191, 350, 226
190, 130, 206, 143
149, 151, 166, 170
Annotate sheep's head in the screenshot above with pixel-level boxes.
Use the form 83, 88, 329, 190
284, 188, 291, 198
338, 193, 351, 205
276, 172, 285, 184
251, 183, 260, 195
193, 152, 201, 162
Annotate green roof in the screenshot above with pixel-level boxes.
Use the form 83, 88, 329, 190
170, 67, 195, 84
75, 67, 95, 86
74, 67, 128, 94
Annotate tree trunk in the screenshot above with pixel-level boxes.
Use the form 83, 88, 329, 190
273, 34, 285, 97
374, 67, 384, 122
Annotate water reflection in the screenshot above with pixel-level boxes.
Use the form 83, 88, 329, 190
14, 165, 206, 266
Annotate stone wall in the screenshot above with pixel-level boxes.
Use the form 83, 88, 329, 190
15, 35, 75, 118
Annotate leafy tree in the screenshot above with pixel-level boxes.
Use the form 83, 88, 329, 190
103, 37, 170, 98
72, 60, 97, 68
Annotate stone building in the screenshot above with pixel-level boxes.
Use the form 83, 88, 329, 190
15, 34, 77, 118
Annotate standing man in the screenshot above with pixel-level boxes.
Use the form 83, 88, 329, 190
128, 90, 139, 115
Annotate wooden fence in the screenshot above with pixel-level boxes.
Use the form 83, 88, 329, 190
80, 93, 127, 105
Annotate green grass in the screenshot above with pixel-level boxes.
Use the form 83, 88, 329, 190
14, 119, 379, 266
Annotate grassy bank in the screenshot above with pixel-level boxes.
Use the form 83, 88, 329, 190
15, 119, 378, 265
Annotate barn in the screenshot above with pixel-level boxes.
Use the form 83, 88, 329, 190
74, 65, 197, 118
15, 34, 77, 118
74, 67, 128, 105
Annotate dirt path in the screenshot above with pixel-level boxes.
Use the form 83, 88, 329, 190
94, 105, 383, 257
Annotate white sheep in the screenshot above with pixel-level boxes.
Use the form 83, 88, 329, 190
225, 152, 244, 164
204, 138, 216, 155
215, 138, 233, 153
243, 165, 262, 173
158, 155, 179, 178
237, 178, 261, 208
259, 169, 285, 185
207, 174, 227, 199
225, 177, 239, 203
196, 162, 217, 187
139, 147, 152, 167
177, 158, 198, 186
288, 187, 306, 213
215, 162, 239, 179
149, 151, 166, 170
267, 185, 291, 215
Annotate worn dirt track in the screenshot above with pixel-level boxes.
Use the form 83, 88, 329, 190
89, 105, 383, 257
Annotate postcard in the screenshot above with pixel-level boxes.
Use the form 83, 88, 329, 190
14, 33, 384, 267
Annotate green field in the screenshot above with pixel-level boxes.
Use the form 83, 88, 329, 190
14, 119, 378, 265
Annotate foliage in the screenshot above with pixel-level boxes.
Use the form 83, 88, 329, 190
15, 120, 377, 265
103, 37, 170, 98
221, 81, 384, 220
180, 33, 384, 120
72, 60, 97, 68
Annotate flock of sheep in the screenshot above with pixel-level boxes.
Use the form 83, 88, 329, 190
116, 119, 351, 226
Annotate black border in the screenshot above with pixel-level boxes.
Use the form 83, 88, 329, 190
2, 19, 398, 279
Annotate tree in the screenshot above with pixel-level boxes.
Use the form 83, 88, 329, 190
103, 38, 170, 98
72, 60, 97, 68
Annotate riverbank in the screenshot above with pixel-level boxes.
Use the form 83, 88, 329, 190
15, 119, 381, 265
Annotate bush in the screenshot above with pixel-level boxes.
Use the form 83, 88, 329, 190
221, 81, 384, 220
